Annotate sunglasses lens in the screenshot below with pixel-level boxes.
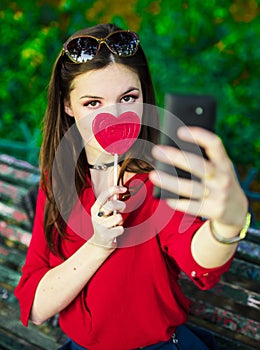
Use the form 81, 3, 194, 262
66, 37, 99, 63
107, 32, 139, 57
64, 31, 140, 63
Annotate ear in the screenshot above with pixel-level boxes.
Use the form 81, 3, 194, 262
64, 100, 74, 117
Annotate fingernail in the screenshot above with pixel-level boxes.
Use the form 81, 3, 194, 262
178, 126, 189, 138
152, 145, 164, 157
149, 171, 159, 182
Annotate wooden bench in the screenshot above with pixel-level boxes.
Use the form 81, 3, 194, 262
181, 167, 260, 350
0, 154, 66, 350
181, 226, 260, 350
0, 153, 259, 350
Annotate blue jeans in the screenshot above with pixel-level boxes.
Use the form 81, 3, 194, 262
58, 325, 219, 350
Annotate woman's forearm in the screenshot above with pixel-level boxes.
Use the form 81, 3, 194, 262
191, 220, 240, 269
31, 242, 114, 325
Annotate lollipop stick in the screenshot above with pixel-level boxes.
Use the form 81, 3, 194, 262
114, 153, 118, 187
113, 153, 118, 214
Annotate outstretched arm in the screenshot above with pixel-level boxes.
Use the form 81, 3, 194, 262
149, 126, 249, 268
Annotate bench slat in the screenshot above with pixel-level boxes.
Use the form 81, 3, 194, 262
0, 154, 39, 174
0, 300, 64, 350
0, 180, 27, 204
0, 164, 40, 188
0, 264, 22, 290
0, 204, 30, 231
0, 242, 26, 272
236, 240, 260, 264
247, 227, 260, 244
228, 257, 260, 281
189, 298, 260, 342
0, 221, 31, 247
180, 277, 259, 320
188, 316, 258, 350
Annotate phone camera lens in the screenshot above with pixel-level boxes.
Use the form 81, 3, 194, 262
195, 106, 204, 115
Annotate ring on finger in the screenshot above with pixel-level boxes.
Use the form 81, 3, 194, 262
97, 210, 105, 217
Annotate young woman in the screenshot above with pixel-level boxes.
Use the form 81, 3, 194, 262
15, 23, 249, 350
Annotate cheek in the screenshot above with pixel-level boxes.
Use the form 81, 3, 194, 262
75, 114, 95, 143
118, 101, 143, 124
133, 96, 144, 124
74, 112, 107, 152
137, 104, 143, 124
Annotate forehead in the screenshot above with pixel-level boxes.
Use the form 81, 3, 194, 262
70, 63, 141, 95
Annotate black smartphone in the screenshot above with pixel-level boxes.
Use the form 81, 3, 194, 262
153, 93, 217, 199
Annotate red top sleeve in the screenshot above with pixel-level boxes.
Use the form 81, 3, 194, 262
156, 201, 234, 290
14, 187, 51, 326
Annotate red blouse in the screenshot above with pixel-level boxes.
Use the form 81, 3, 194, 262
15, 173, 233, 350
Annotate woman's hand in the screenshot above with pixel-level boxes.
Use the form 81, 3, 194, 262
89, 186, 127, 249
149, 126, 248, 231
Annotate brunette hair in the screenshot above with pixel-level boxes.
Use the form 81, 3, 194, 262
40, 23, 159, 258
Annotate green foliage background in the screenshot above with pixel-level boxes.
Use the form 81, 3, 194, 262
0, 0, 259, 169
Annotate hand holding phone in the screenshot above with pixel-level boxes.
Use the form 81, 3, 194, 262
153, 94, 217, 199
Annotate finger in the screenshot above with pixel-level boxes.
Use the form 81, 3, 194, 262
149, 170, 205, 200
166, 197, 203, 218
92, 186, 127, 213
101, 200, 126, 216
166, 183, 227, 220
109, 225, 125, 238
101, 213, 124, 228
152, 145, 215, 180
166, 196, 215, 219
90, 225, 125, 247
177, 127, 233, 171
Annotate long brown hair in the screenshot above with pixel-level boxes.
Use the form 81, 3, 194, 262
40, 23, 159, 258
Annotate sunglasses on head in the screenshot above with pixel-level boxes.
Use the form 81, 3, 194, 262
62, 30, 140, 63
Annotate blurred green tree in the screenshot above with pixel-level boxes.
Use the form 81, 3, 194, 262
0, 0, 259, 170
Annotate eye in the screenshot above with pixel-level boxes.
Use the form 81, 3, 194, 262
83, 100, 101, 108
121, 94, 139, 103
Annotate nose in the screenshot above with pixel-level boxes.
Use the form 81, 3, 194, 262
103, 103, 129, 118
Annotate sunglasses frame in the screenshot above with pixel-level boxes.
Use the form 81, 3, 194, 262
62, 30, 140, 63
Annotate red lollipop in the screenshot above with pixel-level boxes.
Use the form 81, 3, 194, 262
92, 111, 141, 207
92, 112, 141, 155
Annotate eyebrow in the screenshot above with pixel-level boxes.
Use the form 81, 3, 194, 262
80, 94, 103, 100
121, 87, 140, 96
79, 87, 140, 100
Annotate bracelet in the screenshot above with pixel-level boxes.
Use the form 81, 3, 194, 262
87, 240, 117, 250
209, 212, 251, 244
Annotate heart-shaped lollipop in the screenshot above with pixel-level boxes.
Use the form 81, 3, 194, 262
92, 112, 141, 155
